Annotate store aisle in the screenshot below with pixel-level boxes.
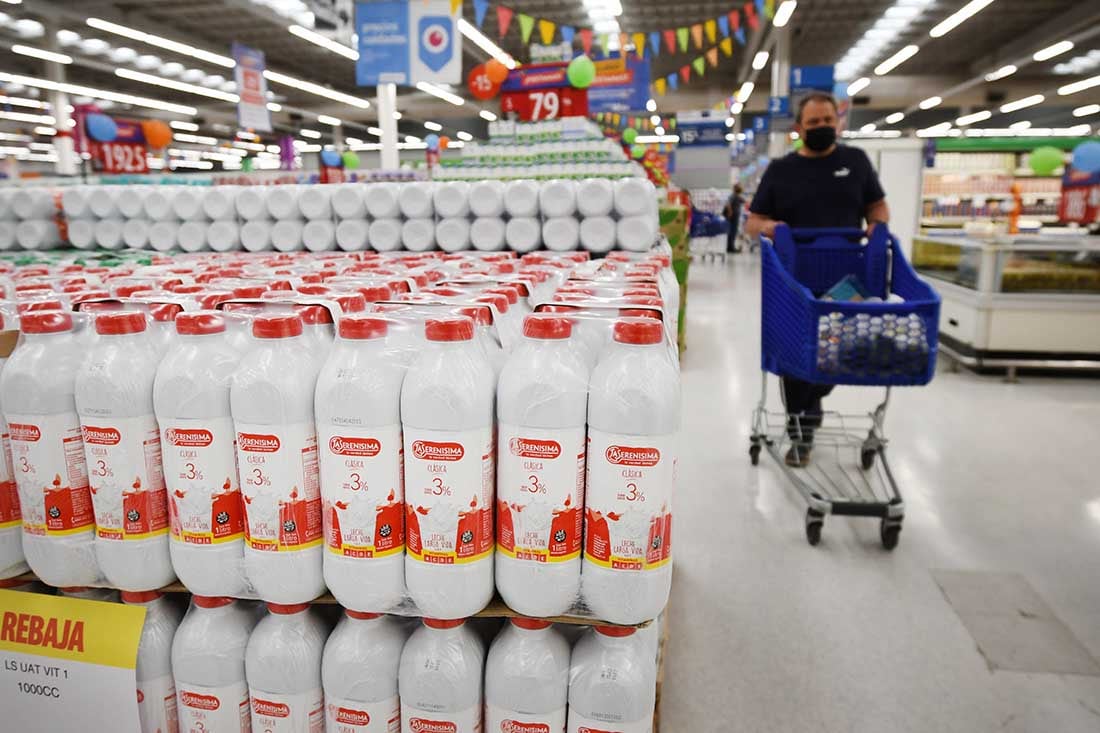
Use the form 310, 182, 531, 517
662, 257, 1100, 733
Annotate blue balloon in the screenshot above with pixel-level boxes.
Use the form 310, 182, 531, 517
320, 149, 342, 167
424, 133, 440, 151
1071, 141, 1100, 174
84, 113, 118, 142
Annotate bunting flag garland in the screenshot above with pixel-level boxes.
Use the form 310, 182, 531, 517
598, 33, 610, 56
691, 24, 704, 49
668, 73, 678, 91
450, 0, 462, 14
720, 37, 734, 56
692, 57, 706, 77
496, 5, 514, 39
676, 27, 689, 52
633, 33, 646, 58
736, 27, 747, 45
718, 15, 730, 37
518, 13, 535, 43
473, 0, 489, 28
649, 32, 660, 56
705, 19, 717, 44
538, 19, 556, 45
766, 0, 776, 18
654, 78, 667, 96
744, 2, 760, 31
679, 66, 691, 83
755, 0, 765, 17
663, 29, 677, 54
561, 25, 575, 44
579, 28, 593, 55
619, 32, 630, 52
706, 48, 719, 67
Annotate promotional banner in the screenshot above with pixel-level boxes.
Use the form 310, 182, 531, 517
233, 42, 272, 132
499, 62, 588, 120
676, 110, 729, 147
587, 55, 651, 113
0, 590, 146, 733
1060, 167, 1100, 223
355, 0, 461, 86
89, 119, 148, 175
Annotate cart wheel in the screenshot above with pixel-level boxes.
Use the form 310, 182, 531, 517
880, 518, 902, 551
805, 509, 824, 546
749, 443, 761, 466
860, 448, 876, 470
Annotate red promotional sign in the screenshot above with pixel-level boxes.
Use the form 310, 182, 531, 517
467, 63, 500, 101
89, 118, 148, 174
500, 87, 588, 121
1059, 168, 1099, 224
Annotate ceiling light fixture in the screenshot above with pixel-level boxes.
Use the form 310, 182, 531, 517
955, 110, 992, 126
846, 77, 870, 95
860, 123, 876, 132
367, 127, 382, 135
646, 99, 657, 112
885, 112, 905, 124
999, 94, 1044, 113
928, 0, 995, 38
169, 120, 199, 131
730, 101, 744, 114
735, 81, 754, 103
984, 64, 1017, 82
0, 109, 55, 125
392, 111, 402, 120
423, 121, 442, 131
479, 109, 497, 121
172, 132, 218, 145
299, 129, 322, 139
11, 44, 72, 64
919, 95, 942, 109
288, 24, 358, 60
1033, 40, 1073, 62
752, 51, 769, 70
116, 68, 239, 103
263, 69, 370, 108
635, 134, 679, 143
416, 81, 465, 106
266, 102, 282, 112
650, 114, 660, 125
33, 126, 55, 136
873, 44, 919, 75
456, 130, 473, 141
317, 114, 341, 126
1009, 120, 1031, 130
1057, 75, 1100, 96
0, 94, 47, 109
773, 0, 797, 28
458, 18, 516, 69
1072, 103, 1100, 117
86, 17, 235, 68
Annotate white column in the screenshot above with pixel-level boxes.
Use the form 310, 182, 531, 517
768, 25, 791, 159
376, 83, 399, 170
45, 21, 77, 175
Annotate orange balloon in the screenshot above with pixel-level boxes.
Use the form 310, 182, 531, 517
485, 58, 509, 84
438, 136, 450, 150
141, 119, 173, 149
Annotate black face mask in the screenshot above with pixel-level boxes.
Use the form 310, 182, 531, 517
803, 125, 837, 152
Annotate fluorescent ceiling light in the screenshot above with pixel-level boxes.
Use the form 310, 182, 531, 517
654, 126, 665, 135
860, 123, 876, 132
86, 17, 235, 68
169, 120, 199, 131
646, 99, 656, 112
0, 146, 30, 155
0, 110, 55, 124
635, 134, 679, 143
12, 45, 72, 64
317, 114, 341, 126
1073, 104, 1100, 117
288, 24, 358, 60
1009, 120, 1031, 130
0, 133, 31, 142
984, 64, 1016, 81
134, 54, 162, 70
735, 81, 754, 103
116, 68, 239, 103
109, 46, 137, 63
1057, 75, 1100, 96
873, 45, 919, 75
55, 30, 80, 46
33, 126, 55, 136
885, 112, 905, 124
392, 111, 402, 120
173, 132, 217, 145
650, 114, 660, 125
999, 94, 1043, 113
160, 62, 185, 78
266, 102, 282, 112
725, 117, 734, 127
929, 0, 994, 38
730, 101, 743, 114
423, 121, 442, 131
300, 128, 322, 139
458, 18, 516, 69
367, 126, 383, 136
456, 131, 473, 141
0, 94, 47, 109
1033, 40, 1073, 62
955, 110, 992, 126
479, 109, 497, 121
263, 69, 370, 108
170, 159, 214, 169
345, 137, 362, 145
846, 77, 870, 95
916, 121, 953, 137
416, 81, 465, 106
773, 1, 797, 27
752, 51, 769, 70
919, 95, 942, 109
405, 135, 421, 143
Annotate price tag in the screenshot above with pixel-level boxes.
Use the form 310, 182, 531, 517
0, 589, 146, 732
500, 87, 588, 121
91, 142, 149, 174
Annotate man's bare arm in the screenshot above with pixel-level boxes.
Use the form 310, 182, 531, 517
746, 212, 780, 239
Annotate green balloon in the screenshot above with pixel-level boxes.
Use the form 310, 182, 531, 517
567, 55, 597, 89
631, 143, 646, 159
342, 151, 361, 169
241, 157, 255, 172
622, 127, 638, 144
1029, 146, 1063, 176
792, 138, 804, 151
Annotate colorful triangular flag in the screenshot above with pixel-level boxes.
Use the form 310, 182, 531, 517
579, 28, 593, 55
538, 19, 556, 45
718, 15, 730, 37
649, 31, 661, 56
668, 118, 676, 131
736, 28, 746, 45
766, 0, 776, 18
561, 25, 575, 44
755, 0, 765, 17
497, 6, 514, 39
612, 113, 621, 126
706, 47, 719, 67
745, 3, 760, 31
633, 33, 646, 58
518, 14, 535, 44
730, 9, 741, 33
680, 65, 691, 83
676, 27, 689, 53
668, 72, 678, 91
654, 78, 667, 95
691, 24, 704, 49
705, 19, 717, 44
450, 0, 462, 15
692, 57, 705, 77
663, 29, 677, 54
720, 37, 734, 56
473, 0, 489, 27
620, 32, 630, 52
598, 33, 610, 57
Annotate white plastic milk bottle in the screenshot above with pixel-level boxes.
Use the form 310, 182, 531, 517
401, 316, 495, 619
315, 315, 406, 613
566, 626, 656, 733
496, 316, 587, 617
76, 311, 175, 590
0, 319, 27, 579
321, 610, 406, 733
231, 314, 326, 604
2, 311, 99, 586
154, 312, 250, 597
172, 596, 258, 733
246, 603, 328, 733
124, 589, 183, 733
485, 618, 570, 733
581, 319, 679, 625
399, 618, 484, 733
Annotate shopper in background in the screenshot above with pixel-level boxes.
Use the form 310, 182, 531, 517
745, 92, 890, 467
723, 183, 745, 253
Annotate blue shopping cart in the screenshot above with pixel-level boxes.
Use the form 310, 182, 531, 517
749, 225, 941, 549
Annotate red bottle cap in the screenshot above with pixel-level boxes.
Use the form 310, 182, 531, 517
296, 304, 334, 326
266, 602, 310, 614
423, 618, 465, 629
594, 625, 637, 637
345, 610, 381, 620
120, 590, 162, 603
192, 596, 234, 609
511, 617, 552, 631
338, 315, 388, 340
176, 312, 227, 336
252, 314, 304, 339
424, 316, 474, 342
523, 315, 571, 340
613, 318, 663, 345
95, 311, 147, 335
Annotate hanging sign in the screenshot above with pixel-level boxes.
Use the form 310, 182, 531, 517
89, 119, 148, 175
233, 42, 272, 132
354, 0, 462, 86
587, 55, 651, 114
499, 62, 588, 120
0, 590, 147, 733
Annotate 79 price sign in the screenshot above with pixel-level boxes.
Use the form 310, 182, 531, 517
500, 87, 588, 121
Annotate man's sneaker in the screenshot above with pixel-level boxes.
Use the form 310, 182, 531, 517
785, 444, 812, 467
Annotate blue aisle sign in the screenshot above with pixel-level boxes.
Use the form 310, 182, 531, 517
752, 115, 769, 134
355, 0, 461, 86
790, 65, 835, 93
587, 56, 652, 113
676, 111, 729, 147
767, 96, 790, 117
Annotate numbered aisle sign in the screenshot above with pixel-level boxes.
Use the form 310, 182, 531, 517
0, 589, 146, 732
499, 62, 589, 121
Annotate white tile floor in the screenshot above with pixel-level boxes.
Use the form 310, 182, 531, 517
661, 256, 1100, 733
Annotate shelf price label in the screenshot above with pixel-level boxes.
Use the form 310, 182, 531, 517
0, 589, 146, 733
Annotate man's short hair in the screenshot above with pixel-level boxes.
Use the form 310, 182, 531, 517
797, 93, 839, 124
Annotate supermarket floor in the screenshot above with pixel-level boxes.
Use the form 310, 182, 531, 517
662, 256, 1100, 733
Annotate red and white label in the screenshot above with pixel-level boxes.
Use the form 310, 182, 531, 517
7, 412, 94, 537
250, 688, 323, 733
402, 704, 481, 733
162, 416, 245, 547
567, 711, 650, 733
81, 414, 169, 541
496, 424, 584, 565
486, 703, 565, 733
319, 424, 404, 560
403, 427, 494, 566
583, 430, 675, 572
178, 680, 251, 733
137, 674, 178, 733
324, 694, 400, 732
236, 421, 322, 552
0, 426, 19, 530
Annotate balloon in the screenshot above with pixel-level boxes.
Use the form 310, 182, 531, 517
425, 133, 440, 151
85, 113, 118, 142
320, 149, 342, 167
341, 151, 360, 169
1028, 146, 1063, 176
792, 138, 804, 151
622, 127, 637, 144
631, 143, 646, 159
1071, 141, 1100, 173
141, 119, 172, 149
467, 63, 499, 101
485, 58, 509, 84
439, 136, 450, 151
567, 55, 597, 89
241, 157, 255, 173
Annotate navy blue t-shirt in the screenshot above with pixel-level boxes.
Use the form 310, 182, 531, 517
749, 144, 886, 229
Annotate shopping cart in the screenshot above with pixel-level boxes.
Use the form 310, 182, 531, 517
749, 225, 941, 549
